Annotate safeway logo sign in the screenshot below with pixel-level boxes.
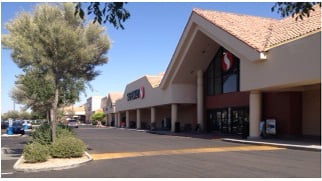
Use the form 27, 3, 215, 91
221, 52, 234, 72
139, 86, 145, 99
127, 87, 145, 101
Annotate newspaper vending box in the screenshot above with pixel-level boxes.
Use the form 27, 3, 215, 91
266, 119, 276, 135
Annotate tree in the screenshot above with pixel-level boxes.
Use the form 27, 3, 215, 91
11, 69, 87, 121
10, 70, 54, 119
75, 2, 321, 27
2, 110, 20, 120
91, 111, 105, 126
2, 3, 110, 142
30, 110, 46, 120
91, 111, 105, 121
272, 2, 321, 20
74, 2, 130, 29
19, 111, 31, 120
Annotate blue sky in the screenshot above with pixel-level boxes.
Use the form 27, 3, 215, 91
1, 2, 281, 113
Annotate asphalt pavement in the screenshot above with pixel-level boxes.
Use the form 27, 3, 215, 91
1, 126, 321, 178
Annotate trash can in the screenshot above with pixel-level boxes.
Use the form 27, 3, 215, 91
7, 127, 13, 135
175, 122, 180, 133
150, 122, 156, 131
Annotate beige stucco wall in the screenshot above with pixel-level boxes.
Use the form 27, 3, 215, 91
106, 97, 116, 114
178, 104, 196, 129
155, 107, 171, 127
91, 96, 103, 111
128, 110, 136, 123
169, 84, 196, 103
241, 33, 321, 91
116, 76, 161, 111
85, 96, 103, 121
101, 97, 108, 112
302, 89, 321, 136
116, 76, 197, 112
140, 108, 151, 125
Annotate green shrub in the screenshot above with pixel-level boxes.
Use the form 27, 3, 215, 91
101, 120, 106, 126
23, 142, 50, 163
91, 120, 98, 125
56, 124, 75, 138
32, 123, 75, 145
31, 123, 51, 145
50, 136, 86, 158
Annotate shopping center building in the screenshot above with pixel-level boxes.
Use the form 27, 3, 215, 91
104, 6, 321, 139
85, 96, 103, 123
102, 92, 123, 126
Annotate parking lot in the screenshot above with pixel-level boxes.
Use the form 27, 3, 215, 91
2, 126, 321, 178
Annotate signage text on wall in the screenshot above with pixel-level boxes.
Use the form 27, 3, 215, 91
127, 87, 145, 101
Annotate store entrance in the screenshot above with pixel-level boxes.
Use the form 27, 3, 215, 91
207, 107, 249, 137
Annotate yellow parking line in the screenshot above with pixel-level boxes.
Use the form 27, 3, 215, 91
91, 145, 284, 160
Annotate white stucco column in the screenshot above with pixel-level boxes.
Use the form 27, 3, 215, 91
197, 69, 204, 131
116, 112, 120, 127
151, 107, 156, 123
249, 91, 262, 138
171, 104, 178, 132
136, 109, 141, 129
151, 107, 156, 130
108, 114, 112, 126
126, 111, 130, 128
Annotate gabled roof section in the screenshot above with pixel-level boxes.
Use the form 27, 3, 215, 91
193, 5, 321, 51
145, 72, 164, 88
108, 92, 123, 103
265, 5, 321, 50
193, 9, 277, 52
160, 5, 321, 89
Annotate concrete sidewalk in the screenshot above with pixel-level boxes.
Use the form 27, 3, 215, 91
144, 129, 321, 152
222, 137, 321, 152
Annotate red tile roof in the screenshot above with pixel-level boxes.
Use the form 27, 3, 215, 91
193, 5, 321, 52
267, 6, 321, 49
109, 93, 123, 102
146, 74, 163, 88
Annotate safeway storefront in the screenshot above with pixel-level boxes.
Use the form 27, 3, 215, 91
110, 6, 321, 139
115, 73, 197, 132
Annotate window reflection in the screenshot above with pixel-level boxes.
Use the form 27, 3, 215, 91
206, 47, 240, 95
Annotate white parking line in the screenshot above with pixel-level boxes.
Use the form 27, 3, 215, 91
1, 172, 14, 175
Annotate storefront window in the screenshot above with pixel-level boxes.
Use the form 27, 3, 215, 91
223, 73, 238, 93
206, 47, 239, 95
207, 107, 249, 136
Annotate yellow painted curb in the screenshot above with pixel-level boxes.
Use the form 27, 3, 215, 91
91, 145, 284, 160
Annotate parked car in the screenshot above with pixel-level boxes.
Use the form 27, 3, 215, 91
24, 120, 32, 129
67, 119, 78, 128
1, 120, 9, 129
28, 121, 33, 129
12, 121, 25, 135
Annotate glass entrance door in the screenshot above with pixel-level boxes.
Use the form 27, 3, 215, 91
207, 107, 249, 136
231, 108, 249, 136
207, 109, 226, 132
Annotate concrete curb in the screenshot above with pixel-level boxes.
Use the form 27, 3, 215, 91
222, 138, 321, 152
1, 134, 23, 137
13, 151, 93, 172
110, 128, 321, 152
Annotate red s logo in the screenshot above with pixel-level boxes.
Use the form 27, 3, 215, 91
221, 52, 234, 72
140, 87, 145, 99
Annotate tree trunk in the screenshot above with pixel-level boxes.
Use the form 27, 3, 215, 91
50, 108, 56, 142
46, 110, 50, 122
50, 86, 59, 142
